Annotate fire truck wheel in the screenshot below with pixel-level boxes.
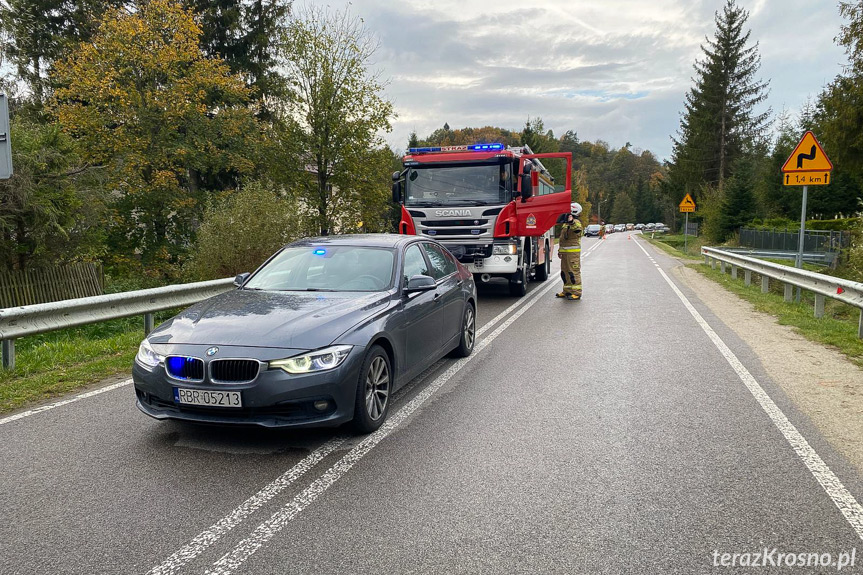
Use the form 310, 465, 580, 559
509, 265, 527, 297
535, 241, 551, 281
449, 302, 476, 358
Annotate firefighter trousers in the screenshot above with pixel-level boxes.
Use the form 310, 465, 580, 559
560, 251, 581, 296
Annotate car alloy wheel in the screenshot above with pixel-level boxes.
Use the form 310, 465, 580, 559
365, 355, 389, 421
463, 306, 475, 351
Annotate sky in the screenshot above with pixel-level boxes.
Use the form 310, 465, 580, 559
306, 0, 849, 162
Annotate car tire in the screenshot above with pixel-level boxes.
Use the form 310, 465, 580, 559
534, 242, 550, 281
449, 303, 476, 358
509, 263, 527, 297
352, 345, 391, 434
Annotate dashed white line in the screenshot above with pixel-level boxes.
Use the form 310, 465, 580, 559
634, 237, 863, 541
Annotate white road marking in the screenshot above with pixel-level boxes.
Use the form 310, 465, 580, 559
0, 378, 132, 426
204, 279, 561, 575
147, 435, 347, 575
634, 237, 863, 541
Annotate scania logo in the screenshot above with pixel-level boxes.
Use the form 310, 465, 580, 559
206, 347, 219, 357
434, 209, 472, 217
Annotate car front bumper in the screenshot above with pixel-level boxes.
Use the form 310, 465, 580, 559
132, 344, 366, 429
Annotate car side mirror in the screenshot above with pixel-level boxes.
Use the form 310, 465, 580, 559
392, 181, 402, 203
234, 272, 250, 287
405, 274, 436, 293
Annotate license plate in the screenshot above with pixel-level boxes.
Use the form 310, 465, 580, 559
173, 388, 242, 408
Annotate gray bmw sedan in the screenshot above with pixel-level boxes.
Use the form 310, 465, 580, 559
133, 234, 477, 433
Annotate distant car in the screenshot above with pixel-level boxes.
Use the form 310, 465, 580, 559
133, 234, 477, 433
614, 224, 626, 233
635, 223, 644, 230
625, 223, 635, 231
654, 223, 667, 233
584, 224, 602, 237
645, 223, 655, 231
605, 224, 614, 234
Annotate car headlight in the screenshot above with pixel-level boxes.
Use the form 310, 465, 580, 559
269, 345, 353, 374
136, 339, 165, 370
492, 243, 517, 255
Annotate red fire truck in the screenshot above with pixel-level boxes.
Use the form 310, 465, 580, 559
392, 143, 573, 296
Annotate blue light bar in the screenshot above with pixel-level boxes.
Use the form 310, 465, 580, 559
467, 143, 504, 151
407, 143, 504, 154
313, 248, 327, 256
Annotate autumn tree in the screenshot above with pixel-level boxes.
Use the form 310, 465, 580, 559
276, 5, 394, 236
50, 0, 263, 278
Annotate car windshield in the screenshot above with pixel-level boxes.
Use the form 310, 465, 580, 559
244, 246, 396, 292
405, 162, 510, 207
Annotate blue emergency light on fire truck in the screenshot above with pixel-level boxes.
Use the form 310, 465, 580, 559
391, 143, 573, 297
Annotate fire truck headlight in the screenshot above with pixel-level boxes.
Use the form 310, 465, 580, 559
492, 243, 517, 255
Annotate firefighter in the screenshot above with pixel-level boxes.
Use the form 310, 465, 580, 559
556, 202, 583, 300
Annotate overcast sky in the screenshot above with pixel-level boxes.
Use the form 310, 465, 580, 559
310, 0, 848, 162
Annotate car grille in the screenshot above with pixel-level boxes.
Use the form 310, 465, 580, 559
165, 356, 204, 381
210, 359, 260, 383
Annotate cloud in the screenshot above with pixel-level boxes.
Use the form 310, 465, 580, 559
318, 0, 848, 160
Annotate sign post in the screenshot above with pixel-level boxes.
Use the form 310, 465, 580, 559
0, 94, 11, 179
781, 131, 832, 302
679, 193, 696, 254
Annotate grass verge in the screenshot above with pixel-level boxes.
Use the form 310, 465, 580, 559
0, 310, 177, 414
644, 235, 863, 368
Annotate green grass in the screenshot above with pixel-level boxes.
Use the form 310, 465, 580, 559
692, 264, 863, 367
0, 310, 177, 413
644, 234, 863, 368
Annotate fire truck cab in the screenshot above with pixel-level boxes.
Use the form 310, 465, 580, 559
392, 144, 573, 296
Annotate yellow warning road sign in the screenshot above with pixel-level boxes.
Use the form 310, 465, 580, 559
679, 193, 696, 213
782, 131, 832, 173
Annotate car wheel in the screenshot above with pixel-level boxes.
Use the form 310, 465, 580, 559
509, 264, 527, 297
352, 345, 391, 434
449, 303, 476, 358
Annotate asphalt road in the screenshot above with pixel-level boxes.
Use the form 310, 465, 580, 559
3, 233, 863, 574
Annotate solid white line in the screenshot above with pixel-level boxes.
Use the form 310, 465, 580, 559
147, 435, 348, 575
205, 279, 561, 575
0, 378, 132, 426
633, 237, 863, 541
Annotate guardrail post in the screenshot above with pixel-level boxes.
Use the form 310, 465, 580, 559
815, 294, 825, 318
720, 261, 726, 274
731, 265, 738, 279
2, 339, 14, 370
711, 258, 716, 270
744, 270, 751, 287
704, 254, 709, 265
144, 313, 154, 335
859, 311, 863, 339
784, 284, 793, 302
762, 276, 769, 293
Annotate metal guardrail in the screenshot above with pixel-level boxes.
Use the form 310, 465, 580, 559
723, 248, 836, 266
702, 247, 863, 338
0, 278, 234, 369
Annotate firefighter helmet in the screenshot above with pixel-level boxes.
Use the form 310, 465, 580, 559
570, 202, 582, 217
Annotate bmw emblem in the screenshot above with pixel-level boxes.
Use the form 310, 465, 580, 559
206, 346, 219, 357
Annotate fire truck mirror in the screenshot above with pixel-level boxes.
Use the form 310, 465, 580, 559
391, 181, 402, 203
391, 171, 401, 182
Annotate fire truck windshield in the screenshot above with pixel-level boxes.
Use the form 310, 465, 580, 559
405, 163, 511, 207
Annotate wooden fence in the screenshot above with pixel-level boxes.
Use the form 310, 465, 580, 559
0, 263, 103, 308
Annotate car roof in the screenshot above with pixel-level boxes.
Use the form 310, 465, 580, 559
288, 233, 423, 250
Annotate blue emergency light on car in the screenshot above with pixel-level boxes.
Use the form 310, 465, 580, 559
313, 248, 327, 256
467, 143, 504, 151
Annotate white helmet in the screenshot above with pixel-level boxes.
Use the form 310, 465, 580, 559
570, 202, 582, 217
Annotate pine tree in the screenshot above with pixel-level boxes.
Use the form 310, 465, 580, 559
669, 0, 770, 194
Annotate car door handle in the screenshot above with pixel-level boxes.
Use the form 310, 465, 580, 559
433, 292, 442, 300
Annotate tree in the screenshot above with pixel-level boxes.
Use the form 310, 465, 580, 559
610, 192, 636, 224
0, 116, 107, 271
50, 0, 263, 278
669, 0, 770, 194
719, 157, 757, 237
0, 0, 127, 102
277, 5, 394, 236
